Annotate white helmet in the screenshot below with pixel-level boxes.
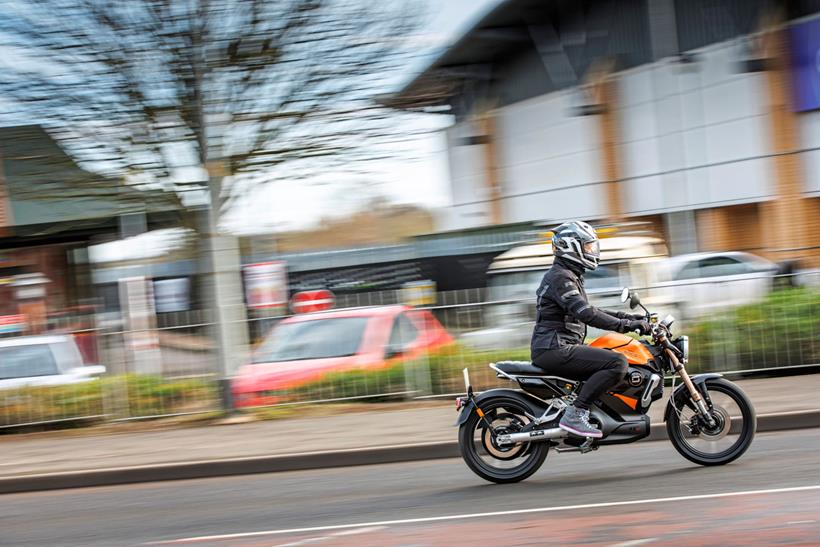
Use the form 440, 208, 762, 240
552, 221, 600, 270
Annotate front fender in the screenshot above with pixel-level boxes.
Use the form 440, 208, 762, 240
454, 389, 549, 427
663, 373, 723, 421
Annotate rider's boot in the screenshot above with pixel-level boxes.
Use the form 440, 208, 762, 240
559, 405, 602, 438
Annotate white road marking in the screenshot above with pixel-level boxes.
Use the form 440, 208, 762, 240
609, 539, 657, 547
273, 537, 329, 547
331, 526, 386, 536
148, 484, 820, 545
787, 520, 816, 525
271, 526, 386, 547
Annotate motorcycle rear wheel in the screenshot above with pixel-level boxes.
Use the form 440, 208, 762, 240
458, 396, 548, 483
667, 378, 756, 466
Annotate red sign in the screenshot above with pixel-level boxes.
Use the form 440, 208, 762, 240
291, 290, 335, 314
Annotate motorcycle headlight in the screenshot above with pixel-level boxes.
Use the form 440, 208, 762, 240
676, 335, 689, 363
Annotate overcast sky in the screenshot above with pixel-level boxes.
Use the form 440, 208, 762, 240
222, 0, 501, 234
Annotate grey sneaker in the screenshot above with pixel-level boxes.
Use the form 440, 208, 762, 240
559, 406, 602, 438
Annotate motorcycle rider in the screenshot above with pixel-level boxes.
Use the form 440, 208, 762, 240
531, 221, 651, 438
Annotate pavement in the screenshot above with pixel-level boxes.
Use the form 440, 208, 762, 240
1, 428, 818, 546
0, 373, 818, 494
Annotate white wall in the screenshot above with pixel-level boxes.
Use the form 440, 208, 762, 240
440, 121, 493, 231
495, 91, 607, 223
798, 109, 820, 196
618, 40, 775, 215
441, 91, 606, 231
439, 38, 820, 232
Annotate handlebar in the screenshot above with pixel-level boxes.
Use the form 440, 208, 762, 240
653, 326, 683, 358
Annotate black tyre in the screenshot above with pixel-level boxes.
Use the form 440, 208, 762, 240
667, 378, 756, 466
458, 396, 548, 483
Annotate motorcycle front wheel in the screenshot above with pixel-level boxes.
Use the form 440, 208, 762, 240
458, 396, 548, 483
667, 378, 756, 466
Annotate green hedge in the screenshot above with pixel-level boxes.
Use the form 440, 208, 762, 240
0, 375, 217, 427
687, 288, 820, 372
285, 344, 531, 402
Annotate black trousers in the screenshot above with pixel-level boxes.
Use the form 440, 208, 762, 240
532, 345, 628, 410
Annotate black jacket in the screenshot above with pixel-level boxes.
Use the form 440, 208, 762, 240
530, 257, 635, 354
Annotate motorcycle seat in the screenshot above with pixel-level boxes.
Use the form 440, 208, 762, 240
492, 361, 579, 385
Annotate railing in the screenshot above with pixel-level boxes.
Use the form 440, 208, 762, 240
0, 272, 817, 427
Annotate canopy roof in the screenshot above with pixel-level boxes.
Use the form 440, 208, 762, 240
385, 0, 810, 113
0, 125, 181, 238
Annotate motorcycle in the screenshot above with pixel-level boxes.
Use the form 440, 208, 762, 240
455, 288, 756, 483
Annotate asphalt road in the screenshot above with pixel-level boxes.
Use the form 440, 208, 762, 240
2, 429, 819, 547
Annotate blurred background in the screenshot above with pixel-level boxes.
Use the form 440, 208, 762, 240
0, 0, 818, 428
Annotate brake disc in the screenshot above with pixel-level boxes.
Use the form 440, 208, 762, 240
698, 405, 731, 441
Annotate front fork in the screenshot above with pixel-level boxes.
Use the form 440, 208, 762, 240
665, 348, 716, 428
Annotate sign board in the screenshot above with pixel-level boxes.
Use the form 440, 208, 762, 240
401, 280, 437, 307
0, 314, 26, 334
291, 289, 335, 314
153, 278, 191, 313
244, 261, 288, 309
789, 17, 820, 112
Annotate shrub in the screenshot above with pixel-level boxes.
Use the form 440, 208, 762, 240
687, 288, 820, 372
284, 344, 532, 403
0, 375, 217, 427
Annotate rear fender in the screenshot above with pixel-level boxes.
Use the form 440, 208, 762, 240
454, 389, 549, 427
663, 373, 723, 421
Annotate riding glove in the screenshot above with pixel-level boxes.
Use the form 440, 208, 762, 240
626, 320, 652, 335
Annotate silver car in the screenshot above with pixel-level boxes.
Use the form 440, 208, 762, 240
0, 335, 105, 389
654, 252, 779, 319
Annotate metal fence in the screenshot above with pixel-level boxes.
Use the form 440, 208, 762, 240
0, 272, 817, 428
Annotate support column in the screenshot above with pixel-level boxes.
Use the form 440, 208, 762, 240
663, 210, 699, 255
696, 207, 733, 252
475, 113, 503, 225
596, 78, 624, 221
204, 160, 250, 410
760, 25, 812, 266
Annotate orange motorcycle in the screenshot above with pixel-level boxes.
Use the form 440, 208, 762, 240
456, 288, 756, 483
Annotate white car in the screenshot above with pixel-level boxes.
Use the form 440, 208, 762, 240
0, 335, 106, 389
461, 237, 675, 350
654, 252, 779, 319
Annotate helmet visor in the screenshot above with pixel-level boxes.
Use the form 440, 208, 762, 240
583, 240, 600, 259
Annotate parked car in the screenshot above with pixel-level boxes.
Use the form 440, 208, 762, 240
0, 335, 106, 390
461, 236, 674, 350
654, 251, 779, 318
231, 305, 453, 407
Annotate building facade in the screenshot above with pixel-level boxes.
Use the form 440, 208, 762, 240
390, 0, 820, 267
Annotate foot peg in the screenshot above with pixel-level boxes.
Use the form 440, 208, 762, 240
555, 437, 597, 454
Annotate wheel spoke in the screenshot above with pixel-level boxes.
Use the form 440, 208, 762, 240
671, 383, 752, 461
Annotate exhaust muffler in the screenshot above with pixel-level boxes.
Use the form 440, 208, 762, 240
496, 427, 567, 446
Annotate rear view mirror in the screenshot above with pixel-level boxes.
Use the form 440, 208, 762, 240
620, 287, 641, 309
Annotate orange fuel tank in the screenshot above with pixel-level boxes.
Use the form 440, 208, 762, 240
589, 332, 653, 365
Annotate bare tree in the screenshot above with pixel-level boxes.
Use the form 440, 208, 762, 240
0, 0, 422, 212
0, 0, 427, 406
